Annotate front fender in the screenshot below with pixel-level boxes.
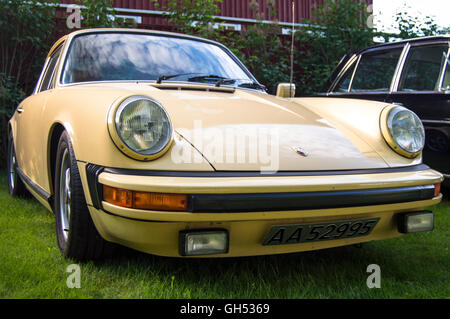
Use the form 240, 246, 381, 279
42, 86, 213, 194
291, 97, 423, 168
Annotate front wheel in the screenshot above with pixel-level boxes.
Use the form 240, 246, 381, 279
426, 130, 450, 153
54, 131, 114, 260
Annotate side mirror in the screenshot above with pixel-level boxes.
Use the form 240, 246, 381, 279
276, 83, 295, 98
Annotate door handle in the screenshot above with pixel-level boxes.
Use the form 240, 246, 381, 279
16, 107, 24, 114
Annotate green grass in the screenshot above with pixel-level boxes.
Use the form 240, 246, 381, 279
0, 171, 449, 299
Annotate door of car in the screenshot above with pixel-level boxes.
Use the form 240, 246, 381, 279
327, 44, 405, 102
15, 45, 63, 186
387, 42, 450, 175
387, 42, 450, 120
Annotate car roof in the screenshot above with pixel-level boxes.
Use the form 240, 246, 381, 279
324, 35, 450, 92
353, 35, 450, 55
47, 28, 225, 57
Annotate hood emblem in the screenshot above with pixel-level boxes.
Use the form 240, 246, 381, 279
292, 146, 308, 157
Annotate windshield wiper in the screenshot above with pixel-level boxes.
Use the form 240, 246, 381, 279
238, 81, 266, 90
156, 73, 204, 84
187, 74, 237, 87
215, 78, 236, 87
160, 74, 265, 90
187, 74, 227, 82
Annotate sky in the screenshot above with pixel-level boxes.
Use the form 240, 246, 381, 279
373, 0, 450, 34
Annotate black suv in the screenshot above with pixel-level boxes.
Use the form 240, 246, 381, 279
323, 36, 450, 184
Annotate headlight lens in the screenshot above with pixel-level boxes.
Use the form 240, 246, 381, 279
385, 106, 425, 156
113, 96, 172, 158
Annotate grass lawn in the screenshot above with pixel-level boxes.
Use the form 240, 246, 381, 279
0, 171, 448, 299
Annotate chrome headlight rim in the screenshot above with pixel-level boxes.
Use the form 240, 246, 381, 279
380, 105, 424, 158
107, 95, 173, 161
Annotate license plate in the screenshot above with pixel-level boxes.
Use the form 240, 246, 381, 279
262, 218, 380, 246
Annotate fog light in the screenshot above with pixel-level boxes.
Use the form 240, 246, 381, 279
180, 230, 228, 256
398, 211, 434, 233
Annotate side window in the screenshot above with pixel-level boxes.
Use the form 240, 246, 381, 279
398, 44, 450, 92
332, 61, 356, 93
350, 48, 403, 92
39, 46, 62, 92
442, 60, 450, 91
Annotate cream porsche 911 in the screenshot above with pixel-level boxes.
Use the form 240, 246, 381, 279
7, 29, 443, 260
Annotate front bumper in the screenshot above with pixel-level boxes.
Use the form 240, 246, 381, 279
78, 163, 443, 257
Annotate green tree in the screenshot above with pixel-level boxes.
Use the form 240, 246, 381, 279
153, 0, 223, 37
294, 0, 375, 96
395, 9, 450, 39
237, 0, 290, 91
0, 0, 57, 168
0, 0, 57, 92
77, 0, 117, 28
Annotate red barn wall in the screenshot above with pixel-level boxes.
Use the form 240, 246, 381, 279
56, 0, 373, 31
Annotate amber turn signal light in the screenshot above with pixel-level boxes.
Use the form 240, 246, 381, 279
103, 185, 188, 211
103, 185, 133, 208
434, 183, 441, 197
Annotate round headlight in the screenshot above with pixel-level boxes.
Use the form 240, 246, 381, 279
381, 106, 425, 158
108, 96, 172, 160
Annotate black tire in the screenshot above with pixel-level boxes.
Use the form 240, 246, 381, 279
7, 132, 29, 197
425, 130, 450, 153
54, 131, 114, 261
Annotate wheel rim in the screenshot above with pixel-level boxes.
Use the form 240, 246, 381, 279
58, 149, 71, 242
9, 144, 16, 190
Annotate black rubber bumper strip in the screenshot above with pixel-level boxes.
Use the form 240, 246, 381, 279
16, 167, 51, 202
188, 185, 435, 213
85, 164, 104, 209
86, 163, 436, 213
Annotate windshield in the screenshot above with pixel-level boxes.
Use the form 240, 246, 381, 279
61, 32, 256, 88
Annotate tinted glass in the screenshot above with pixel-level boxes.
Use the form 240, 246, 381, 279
350, 48, 402, 92
442, 60, 450, 91
399, 44, 449, 91
62, 33, 252, 86
40, 46, 62, 92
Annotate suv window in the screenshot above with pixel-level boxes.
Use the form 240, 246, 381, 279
332, 61, 356, 93
398, 44, 450, 92
442, 59, 450, 91
350, 48, 403, 92
39, 46, 62, 92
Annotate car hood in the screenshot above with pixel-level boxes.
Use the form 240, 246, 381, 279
53, 82, 420, 172
147, 85, 391, 172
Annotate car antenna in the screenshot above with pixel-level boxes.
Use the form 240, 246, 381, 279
289, 1, 295, 98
